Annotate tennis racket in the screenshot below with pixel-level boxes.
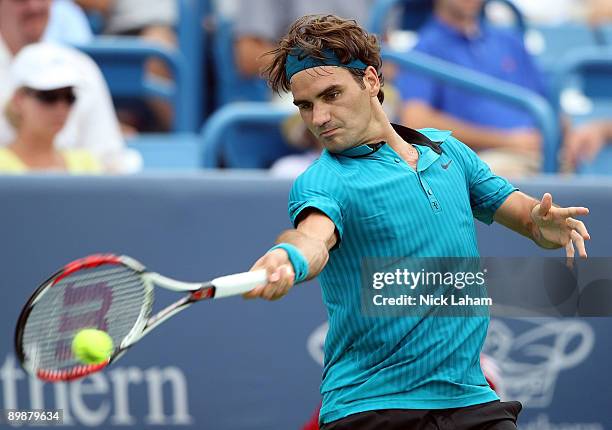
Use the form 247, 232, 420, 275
15, 254, 267, 382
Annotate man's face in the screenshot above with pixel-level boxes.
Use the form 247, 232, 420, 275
291, 66, 377, 153
0, 0, 51, 44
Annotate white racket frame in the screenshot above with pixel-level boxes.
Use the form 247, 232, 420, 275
116, 255, 267, 352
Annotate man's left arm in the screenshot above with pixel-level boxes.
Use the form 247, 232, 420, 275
453, 134, 591, 258
493, 191, 590, 258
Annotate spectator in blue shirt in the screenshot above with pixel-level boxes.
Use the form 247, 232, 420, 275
396, 0, 548, 177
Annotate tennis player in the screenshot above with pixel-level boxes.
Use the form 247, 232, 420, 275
246, 15, 590, 429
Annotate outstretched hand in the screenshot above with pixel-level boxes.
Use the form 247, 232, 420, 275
530, 193, 590, 258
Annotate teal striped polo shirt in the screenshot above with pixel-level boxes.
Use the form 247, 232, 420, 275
288, 124, 517, 424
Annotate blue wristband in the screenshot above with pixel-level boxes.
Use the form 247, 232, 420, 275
268, 243, 309, 283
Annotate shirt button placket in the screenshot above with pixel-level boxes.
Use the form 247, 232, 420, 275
419, 175, 442, 213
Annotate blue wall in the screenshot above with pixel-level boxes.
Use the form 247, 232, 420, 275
0, 173, 610, 429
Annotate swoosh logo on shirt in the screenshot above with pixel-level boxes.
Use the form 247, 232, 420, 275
441, 160, 453, 170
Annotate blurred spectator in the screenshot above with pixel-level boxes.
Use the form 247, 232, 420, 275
76, 0, 178, 131
1, 43, 101, 173
0, 0, 140, 172
44, 0, 94, 45
562, 120, 612, 170
587, 0, 612, 26
80, 0, 177, 37
233, 0, 372, 79
397, 0, 547, 177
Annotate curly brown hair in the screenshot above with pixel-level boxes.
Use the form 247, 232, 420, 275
262, 14, 385, 103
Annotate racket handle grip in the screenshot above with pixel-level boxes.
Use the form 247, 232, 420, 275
212, 269, 268, 298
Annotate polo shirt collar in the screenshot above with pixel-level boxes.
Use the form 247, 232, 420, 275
415, 141, 441, 172
337, 124, 452, 172
392, 123, 446, 154
340, 141, 386, 158
339, 123, 446, 155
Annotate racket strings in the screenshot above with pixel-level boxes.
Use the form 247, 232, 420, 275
21, 264, 150, 374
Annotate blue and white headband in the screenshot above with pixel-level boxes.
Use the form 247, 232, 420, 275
285, 48, 368, 81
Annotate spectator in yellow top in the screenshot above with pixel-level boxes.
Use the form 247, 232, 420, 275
0, 43, 102, 174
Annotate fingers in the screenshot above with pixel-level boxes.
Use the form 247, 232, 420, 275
556, 206, 589, 218
563, 217, 589, 262
261, 265, 295, 301
570, 229, 587, 258
242, 266, 294, 300
539, 192, 590, 220
243, 250, 296, 301
564, 228, 587, 262
242, 257, 271, 299
567, 217, 591, 240
242, 286, 265, 300
565, 240, 575, 268
538, 193, 552, 217
268, 267, 282, 283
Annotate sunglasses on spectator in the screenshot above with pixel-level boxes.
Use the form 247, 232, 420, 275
25, 88, 77, 106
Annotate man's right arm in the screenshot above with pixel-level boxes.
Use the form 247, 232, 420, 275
243, 210, 337, 301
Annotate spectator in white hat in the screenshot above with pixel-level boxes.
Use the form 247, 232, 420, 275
0, 43, 101, 173
0, 0, 141, 172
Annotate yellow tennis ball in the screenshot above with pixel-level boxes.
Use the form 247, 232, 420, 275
72, 329, 114, 364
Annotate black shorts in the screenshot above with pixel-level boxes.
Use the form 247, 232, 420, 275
320, 400, 522, 430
